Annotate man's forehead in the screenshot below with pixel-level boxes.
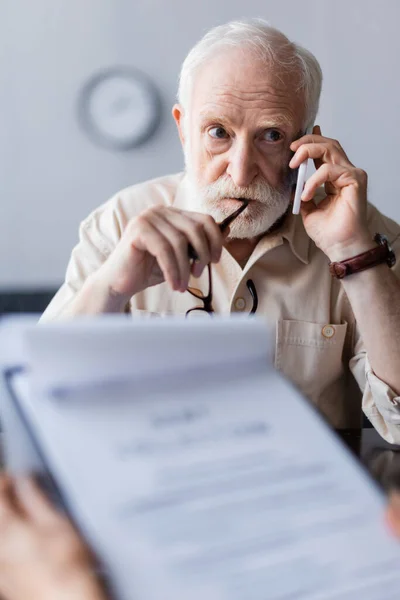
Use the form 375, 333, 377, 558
194, 48, 298, 92
191, 50, 302, 124
194, 87, 301, 129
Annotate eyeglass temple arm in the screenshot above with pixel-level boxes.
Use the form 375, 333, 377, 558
188, 199, 249, 260
246, 279, 258, 314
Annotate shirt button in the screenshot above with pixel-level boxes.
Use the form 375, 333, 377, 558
234, 297, 246, 311
321, 325, 335, 339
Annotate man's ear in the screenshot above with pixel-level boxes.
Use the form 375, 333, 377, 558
172, 104, 186, 146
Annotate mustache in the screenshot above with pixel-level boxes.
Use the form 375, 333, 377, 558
199, 174, 292, 203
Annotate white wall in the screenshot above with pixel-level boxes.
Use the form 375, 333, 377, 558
1, 0, 399, 288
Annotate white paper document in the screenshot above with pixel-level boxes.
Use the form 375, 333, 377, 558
2, 316, 400, 600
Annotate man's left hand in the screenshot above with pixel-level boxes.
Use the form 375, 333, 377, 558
290, 125, 372, 262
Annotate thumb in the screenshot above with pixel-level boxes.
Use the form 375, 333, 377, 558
300, 198, 318, 218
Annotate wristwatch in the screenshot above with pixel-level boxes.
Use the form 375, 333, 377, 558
329, 233, 396, 279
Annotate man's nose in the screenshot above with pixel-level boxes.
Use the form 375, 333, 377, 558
226, 138, 259, 188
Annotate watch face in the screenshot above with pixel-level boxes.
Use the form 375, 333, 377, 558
78, 67, 162, 151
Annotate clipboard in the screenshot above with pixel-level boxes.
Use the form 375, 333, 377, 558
1, 315, 400, 600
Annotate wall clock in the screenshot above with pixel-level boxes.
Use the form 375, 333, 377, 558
78, 67, 162, 151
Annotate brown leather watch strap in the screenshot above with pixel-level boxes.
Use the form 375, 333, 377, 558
329, 233, 396, 279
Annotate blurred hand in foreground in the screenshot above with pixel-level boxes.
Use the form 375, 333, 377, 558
0, 474, 109, 600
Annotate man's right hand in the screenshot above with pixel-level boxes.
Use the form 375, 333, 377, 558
91, 205, 224, 308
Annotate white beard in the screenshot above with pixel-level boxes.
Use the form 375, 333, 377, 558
185, 167, 292, 240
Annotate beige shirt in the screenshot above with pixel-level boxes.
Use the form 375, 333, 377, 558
42, 172, 400, 442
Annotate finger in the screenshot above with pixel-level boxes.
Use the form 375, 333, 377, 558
291, 132, 352, 173
14, 476, 63, 526
134, 219, 181, 291
290, 133, 325, 172
299, 198, 319, 219
301, 164, 354, 202
289, 142, 352, 171
163, 211, 212, 273
0, 474, 11, 496
0, 475, 17, 524
290, 126, 339, 151
312, 125, 323, 169
290, 134, 327, 152
386, 491, 400, 537
149, 213, 191, 292
187, 213, 224, 263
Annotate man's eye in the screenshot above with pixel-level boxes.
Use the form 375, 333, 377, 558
263, 129, 282, 142
208, 126, 228, 139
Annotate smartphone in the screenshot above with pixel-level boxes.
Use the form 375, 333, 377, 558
292, 124, 314, 215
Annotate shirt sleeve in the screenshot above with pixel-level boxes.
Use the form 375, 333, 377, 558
349, 233, 400, 444
350, 350, 400, 444
40, 201, 121, 322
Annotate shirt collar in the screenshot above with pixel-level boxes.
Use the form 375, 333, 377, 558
280, 210, 310, 265
173, 173, 194, 211
279, 186, 327, 265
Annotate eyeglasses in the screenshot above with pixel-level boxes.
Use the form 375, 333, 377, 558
186, 200, 258, 317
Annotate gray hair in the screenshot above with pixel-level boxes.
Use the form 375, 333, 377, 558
177, 18, 323, 131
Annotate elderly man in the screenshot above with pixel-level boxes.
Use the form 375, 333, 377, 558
42, 18, 400, 443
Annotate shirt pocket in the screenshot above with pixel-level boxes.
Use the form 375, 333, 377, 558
275, 320, 348, 399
